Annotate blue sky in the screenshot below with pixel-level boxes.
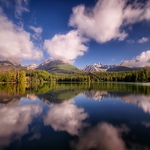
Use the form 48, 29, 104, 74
0, 0, 150, 68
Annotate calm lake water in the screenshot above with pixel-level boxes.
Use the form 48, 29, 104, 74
0, 82, 150, 150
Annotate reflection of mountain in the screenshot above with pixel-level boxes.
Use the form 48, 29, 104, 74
0, 104, 42, 149
0, 98, 20, 107
1, 83, 150, 113
83, 91, 109, 101
43, 102, 88, 135
37, 88, 81, 103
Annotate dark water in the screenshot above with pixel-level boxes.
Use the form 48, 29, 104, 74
0, 82, 150, 150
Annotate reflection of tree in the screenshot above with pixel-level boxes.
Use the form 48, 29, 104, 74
0, 84, 26, 103
1, 82, 150, 105
43, 102, 88, 135
0, 104, 43, 149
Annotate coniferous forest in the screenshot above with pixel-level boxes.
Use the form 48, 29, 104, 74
0, 68, 149, 83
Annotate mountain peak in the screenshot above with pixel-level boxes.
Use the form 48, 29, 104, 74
26, 63, 38, 70
38, 59, 81, 74
82, 62, 110, 72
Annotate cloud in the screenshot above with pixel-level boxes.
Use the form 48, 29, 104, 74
0, 0, 29, 17
0, 10, 43, 61
138, 37, 149, 43
29, 26, 43, 40
43, 102, 88, 135
121, 50, 150, 67
29, 26, 42, 34
71, 123, 128, 150
15, 0, 29, 17
0, 104, 42, 149
69, 0, 150, 43
127, 37, 149, 44
44, 30, 88, 63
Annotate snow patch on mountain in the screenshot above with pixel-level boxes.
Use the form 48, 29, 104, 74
26, 63, 38, 70
82, 62, 115, 72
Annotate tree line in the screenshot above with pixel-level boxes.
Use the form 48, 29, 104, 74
0, 70, 55, 83
0, 68, 149, 83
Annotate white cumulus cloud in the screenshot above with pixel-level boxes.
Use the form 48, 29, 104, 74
0, 9, 43, 61
121, 50, 150, 67
69, 0, 150, 43
44, 30, 88, 63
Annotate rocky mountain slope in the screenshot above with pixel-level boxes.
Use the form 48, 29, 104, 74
26, 63, 38, 70
0, 59, 23, 72
82, 62, 116, 72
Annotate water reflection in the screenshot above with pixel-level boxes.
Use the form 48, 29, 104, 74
122, 94, 150, 113
71, 123, 128, 150
0, 104, 42, 149
43, 101, 88, 135
83, 91, 108, 101
0, 83, 150, 150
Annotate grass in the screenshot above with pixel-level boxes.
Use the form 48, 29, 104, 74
48, 63, 82, 75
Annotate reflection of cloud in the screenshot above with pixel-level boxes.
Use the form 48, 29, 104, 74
122, 95, 150, 113
29, 133, 41, 141
0, 104, 42, 149
142, 122, 150, 128
83, 91, 109, 101
43, 102, 88, 135
71, 123, 128, 150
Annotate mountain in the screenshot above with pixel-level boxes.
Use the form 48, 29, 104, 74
0, 59, 21, 67
0, 59, 23, 72
38, 59, 82, 75
107, 66, 134, 72
82, 61, 150, 72
82, 62, 116, 72
26, 63, 38, 70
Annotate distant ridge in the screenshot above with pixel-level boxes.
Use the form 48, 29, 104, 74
82, 62, 150, 72
0, 59, 21, 67
82, 62, 116, 72
0, 59, 23, 72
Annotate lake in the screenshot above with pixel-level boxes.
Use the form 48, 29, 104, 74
0, 82, 150, 150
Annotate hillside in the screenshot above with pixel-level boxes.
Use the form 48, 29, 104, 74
38, 59, 82, 75
0, 59, 24, 72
